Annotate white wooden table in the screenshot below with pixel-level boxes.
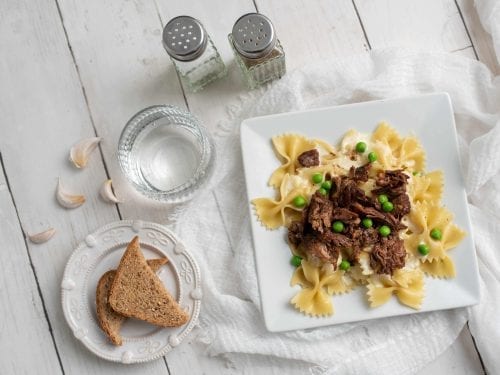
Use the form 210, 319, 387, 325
1, 0, 496, 374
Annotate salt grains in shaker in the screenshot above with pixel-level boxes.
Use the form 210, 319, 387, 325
163, 16, 227, 92
229, 13, 286, 89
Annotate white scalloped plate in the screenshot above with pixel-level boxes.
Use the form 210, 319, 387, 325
61, 220, 201, 363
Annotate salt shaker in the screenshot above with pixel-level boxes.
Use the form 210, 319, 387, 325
229, 13, 286, 89
163, 16, 227, 92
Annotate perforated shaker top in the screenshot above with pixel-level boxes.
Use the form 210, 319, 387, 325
163, 16, 207, 61
231, 13, 276, 59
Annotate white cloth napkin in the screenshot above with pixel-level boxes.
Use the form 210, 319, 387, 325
175, 4, 500, 374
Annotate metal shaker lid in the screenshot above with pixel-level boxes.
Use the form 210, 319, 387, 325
162, 16, 207, 61
231, 13, 276, 59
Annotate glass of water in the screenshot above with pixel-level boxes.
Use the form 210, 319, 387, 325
118, 105, 215, 203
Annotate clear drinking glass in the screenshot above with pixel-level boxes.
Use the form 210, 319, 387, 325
118, 105, 215, 203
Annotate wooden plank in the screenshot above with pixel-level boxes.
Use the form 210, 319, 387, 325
0, 156, 63, 375
416, 326, 485, 375
257, 0, 369, 71
0, 0, 167, 373
456, 0, 500, 74
354, 0, 472, 54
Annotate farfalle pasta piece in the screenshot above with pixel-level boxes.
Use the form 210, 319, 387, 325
296, 164, 334, 183
398, 136, 426, 172
268, 134, 316, 188
358, 251, 374, 276
339, 129, 367, 153
370, 140, 399, 171
290, 260, 353, 316
252, 174, 311, 229
404, 202, 466, 261
420, 256, 456, 278
409, 170, 444, 204
371, 122, 403, 152
367, 269, 425, 309
290, 260, 333, 316
323, 264, 356, 295
314, 138, 336, 154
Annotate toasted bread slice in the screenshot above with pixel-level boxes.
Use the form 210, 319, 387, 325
96, 257, 168, 345
108, 236, 189, 327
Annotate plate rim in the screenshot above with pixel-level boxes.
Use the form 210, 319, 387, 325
60, 219, 202, 363
240, 92, 480, 332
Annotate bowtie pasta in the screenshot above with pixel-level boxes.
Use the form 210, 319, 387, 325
252, 122, 466, 316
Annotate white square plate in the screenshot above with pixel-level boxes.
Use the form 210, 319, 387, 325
240, 93, 480, 332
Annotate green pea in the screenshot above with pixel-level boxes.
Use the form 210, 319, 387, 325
355, 141, 367, 153
430, 228, 442, 240
321, 180, 332, 190
291, 255, 303, 267
378, 194, 389, 204
379, 225, 391, 237
362, 218, 373, 228
318, 187, 328, 196
292, 195, 306, 208
339, 260, 351, 271
368, 151, 378, 163
382, 201, 394, 212
332, 221, 344, 233
417, 243, 430, 256
312, 173, 323, 184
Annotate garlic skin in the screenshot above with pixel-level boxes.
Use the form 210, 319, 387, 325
28, 228, 56, 244
69, 137, 101, 169
100, 179, 121, 204
56, 178, 85, 208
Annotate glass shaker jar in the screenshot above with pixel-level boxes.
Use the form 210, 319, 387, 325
229, 13, 286, 89
163, 16, 227, 92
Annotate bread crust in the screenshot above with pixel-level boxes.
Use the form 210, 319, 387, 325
108, 236, 189, 328
96, 256, 168, 345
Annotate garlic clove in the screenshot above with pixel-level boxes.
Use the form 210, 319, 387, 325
56, 178, 86, 208
28, 228, 56, 244
69, 137, 101, 169
99, 179, 121, 204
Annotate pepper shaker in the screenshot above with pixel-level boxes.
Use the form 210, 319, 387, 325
163, 16, 227, 92
229, 13, 286, 89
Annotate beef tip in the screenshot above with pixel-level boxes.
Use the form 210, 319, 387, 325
288, 221, 305, 247
351, 202, 386, 221
351, 202, 405, 231
349, 164, 371, 183
381, 212, 406, 231
376, 170, 409, 187
344, 226, 378, 261
392, 193, 411, 219
372, 170, 409, 197
354, 190, 379, 209
301, 234, 339, 265
329, 176, 342, 204
297, 149, 320, 167
360, 227, 380, 246
332, 207, 360, 225
348, 245, 362, 263
337, 178, 367, 208
318, 230, 353, 248
370, 235, 406, 275
308, 191, 333, 233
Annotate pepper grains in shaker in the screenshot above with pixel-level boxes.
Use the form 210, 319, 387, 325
163, 16, 227, 92
229, 13, 286, 89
